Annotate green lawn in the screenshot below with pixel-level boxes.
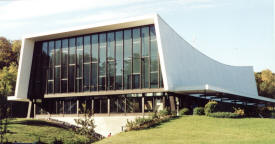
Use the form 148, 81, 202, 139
96, 116, 275, 144
3, 118, 88, 143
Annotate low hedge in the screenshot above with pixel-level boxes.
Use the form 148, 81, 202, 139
204, 101, 218, 116
125, 115, 174, 131
208, 112, 241, 118
193, 107, 205, 115
179, 108, 190, 116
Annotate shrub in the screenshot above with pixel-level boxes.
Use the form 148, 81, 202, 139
233, 107, 245, 117
158, 108, 170, 118
208, 112, 240, 118
193, 107, 205, 115
51, 138, 63, 144
179, 108, 190, 116
204, 101, 218, 115
259, 107, 272, 118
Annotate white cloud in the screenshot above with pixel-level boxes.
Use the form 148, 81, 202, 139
0, 0, 217, 21
0, 0, 146, 21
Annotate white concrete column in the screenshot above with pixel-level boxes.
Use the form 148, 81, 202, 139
142, 97, 145, 117
34, 103, 36, 118
108, 98, 110, 116
77, 99, 79, 117
27, 101, 32, 118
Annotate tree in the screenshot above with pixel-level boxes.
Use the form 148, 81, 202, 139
11, 40, 21, 65
0, 94, 9, 144
0, 37, 21, 69
255, 69, 275, 99
74, 103, 96, 143
0, 37, 13, 69
0, 63, 17, 96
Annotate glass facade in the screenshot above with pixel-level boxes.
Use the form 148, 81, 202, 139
35, 94, 165, 115
34, 25, 163, 95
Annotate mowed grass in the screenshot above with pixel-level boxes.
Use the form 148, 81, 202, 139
4, 118, 88, 143
96, 116, 275, 144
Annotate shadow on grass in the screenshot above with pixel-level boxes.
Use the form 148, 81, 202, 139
8, 120, 67, 129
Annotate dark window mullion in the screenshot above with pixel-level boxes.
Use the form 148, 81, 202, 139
122, 30, 124, 89
114, 32, 116, 90
131, 29, 133, 89
46, 42, 49, 94
74, 37, 76, 93
97, 34, 99, 91
82, 36, 84, 92
105, 33, 107, 91
53, 41, 55, 93
89, 35, 92, 91
139, 27, 142, 89
148, 26, 151, 88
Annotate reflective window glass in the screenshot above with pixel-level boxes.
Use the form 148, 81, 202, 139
42, 42, 48, 67
124, 30, 132, 89
49, 41, 54, 67
107, 32, 115, 61
55, 67, 60, 93
69, 66, 75, 92
76, 37, 83, 77
83, 64, 90, 91
141, 27, 149, 56
142, 57, 149, 88
69, 38, 76, 64
115, 31, 123, 90
84, 35, 91, 63
91, 63, 97, 91
55, 40, 61, 66
92, 35, 98, 62
61, 39, 68, 79
107, 61, 115, 90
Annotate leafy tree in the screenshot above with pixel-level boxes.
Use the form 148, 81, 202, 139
255, 69, 275, 99
11, 40, 21, 65
0, 63, 17, 96
0, 37, 13, 69
0, 37, 21, 69
74, 103, 96, 143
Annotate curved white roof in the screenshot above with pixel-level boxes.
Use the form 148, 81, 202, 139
8, 14, 275, 103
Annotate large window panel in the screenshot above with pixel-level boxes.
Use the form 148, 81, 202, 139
141, 27, 149, 57
110, 98, 118, 113
100, 98, 107, 113
42, 42, 48, 67
61, 80, 67, 93
99, 33, 106, 90
49, 41, 54, 67
142, 57, 149, 88
84, 35, 91, 63
91, 63, 98, 91
69, 38, 76, 64
55, 40, 61, 66
107, 61, 115, 90
61, 39, 68, 79
115, 31, 123, 90
94, 99, 100, 113
107, 32, 115, 61
47, 81, 53, 94
76, 37, 83, 92
150, 26, 159, 88
54, 67, 60, 93
68, 66, 75, 92
92, 35, 98, 62
124, 30, 132, 89
76, 37, 83, 77
126, 97, 142, 113
83, 63, 90, 91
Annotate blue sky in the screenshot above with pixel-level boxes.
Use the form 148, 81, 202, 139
0, 0, 274, 72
